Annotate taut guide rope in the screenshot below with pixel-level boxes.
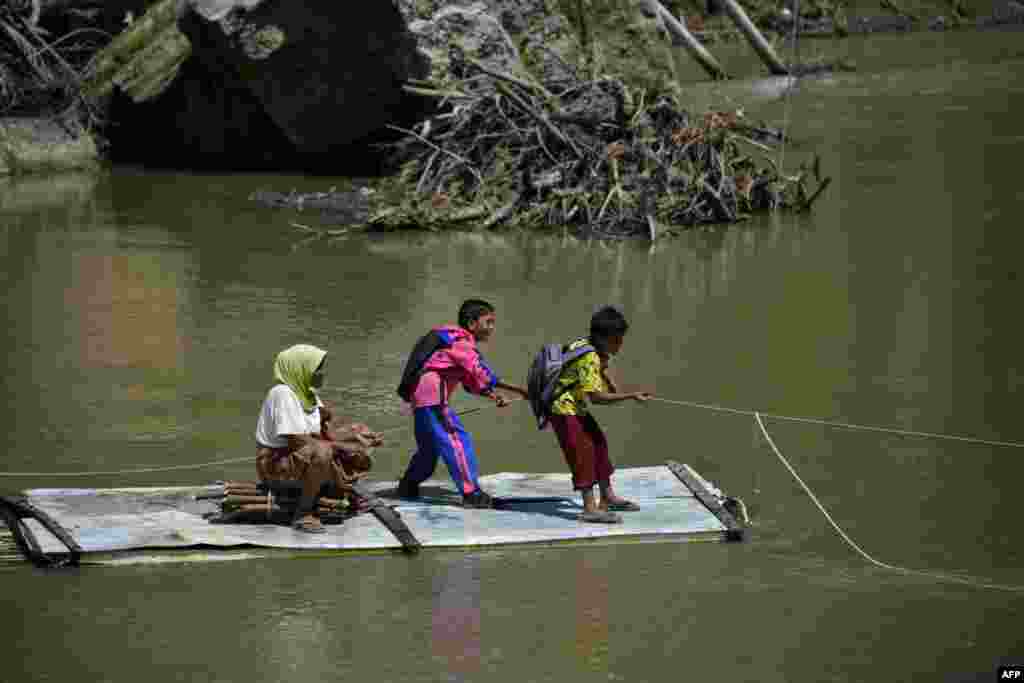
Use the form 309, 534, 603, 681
649, 397, 1023, 593
648, 396, 1024, 449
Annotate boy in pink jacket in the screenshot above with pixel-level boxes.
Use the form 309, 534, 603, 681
396, 299, 527, 508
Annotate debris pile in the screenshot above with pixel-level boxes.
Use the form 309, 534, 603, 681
369, 52, 830, 239
0, 0, 108, 118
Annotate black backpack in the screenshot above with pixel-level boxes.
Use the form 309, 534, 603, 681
396, 331, 450, 402
525, 341, 595, 429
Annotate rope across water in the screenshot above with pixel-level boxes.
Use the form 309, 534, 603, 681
752, 412, 1023, 592
0, 405, 489, 478
1, 397, 1020, 477
648, 396, 1024, 449
648, 397, 1024, 592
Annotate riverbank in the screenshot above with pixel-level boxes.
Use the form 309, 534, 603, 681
2, 0, 1019, 235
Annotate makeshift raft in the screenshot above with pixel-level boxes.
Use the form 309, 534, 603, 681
0, 461, 745, 567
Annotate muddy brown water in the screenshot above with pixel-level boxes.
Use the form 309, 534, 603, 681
2, 28, 1023, 683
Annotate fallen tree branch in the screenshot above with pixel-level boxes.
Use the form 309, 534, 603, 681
800, 176, 832, 211
401, 83, 472, 99
494, 80, 581, 159
386, 123, 482, 185
465, 56, 552, 100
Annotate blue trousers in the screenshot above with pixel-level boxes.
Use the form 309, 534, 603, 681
402, 405, 480, 495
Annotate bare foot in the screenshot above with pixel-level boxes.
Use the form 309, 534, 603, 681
293, 514, 326, 534
578, 509, 622, 524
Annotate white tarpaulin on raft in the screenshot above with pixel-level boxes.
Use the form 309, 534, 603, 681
12, 464, 737, 563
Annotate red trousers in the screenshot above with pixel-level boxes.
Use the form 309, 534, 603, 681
550, 413, 614, 491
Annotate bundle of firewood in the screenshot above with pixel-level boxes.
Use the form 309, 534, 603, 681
201, 480, 354, 525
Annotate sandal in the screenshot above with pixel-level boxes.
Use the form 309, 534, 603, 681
605, 500, 640, 512
578, 510, 623, 524
462, 490, 494, 509
293, 517, 327, 534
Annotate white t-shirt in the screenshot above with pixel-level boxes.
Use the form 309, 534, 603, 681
255, 384, 323, 448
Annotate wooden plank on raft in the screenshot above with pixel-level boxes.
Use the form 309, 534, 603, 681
0, 503, 34, 563
0, 500, 45, 562
0, 495, 81, 566
351, 481, 421, 555
665, 461, 745, 541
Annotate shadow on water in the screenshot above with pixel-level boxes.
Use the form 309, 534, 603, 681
377, 484, 581, 521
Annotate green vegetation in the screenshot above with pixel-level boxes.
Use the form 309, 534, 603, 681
0, 120, 98, 175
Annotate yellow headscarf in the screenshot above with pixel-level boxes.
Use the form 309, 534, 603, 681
273, 344, 327, 412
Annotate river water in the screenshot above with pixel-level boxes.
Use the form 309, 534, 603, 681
2, 27, 1022, 683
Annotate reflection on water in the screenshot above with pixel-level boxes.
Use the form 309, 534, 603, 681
0, 172, 100, 227
571, 554, 610, 673
12, 223, 194, 453
431, 556, 482, 679
67, 246, 188, 371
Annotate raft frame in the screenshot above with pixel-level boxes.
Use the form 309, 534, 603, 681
0, 460, 745, 568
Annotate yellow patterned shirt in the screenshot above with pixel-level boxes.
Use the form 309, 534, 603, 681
549, 339, 606, 417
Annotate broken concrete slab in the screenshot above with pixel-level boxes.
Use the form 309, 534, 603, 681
178, 0, 430, 155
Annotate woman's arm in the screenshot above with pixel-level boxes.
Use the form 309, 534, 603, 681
319, 399, 383, 447
285, 433, 329, 452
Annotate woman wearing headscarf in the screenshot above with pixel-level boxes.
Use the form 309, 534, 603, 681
255, 344, 382, 533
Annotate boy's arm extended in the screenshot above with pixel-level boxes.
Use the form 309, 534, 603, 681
494, 380, 528, 399
587, 390, 650, 405
577, 352, 649, 405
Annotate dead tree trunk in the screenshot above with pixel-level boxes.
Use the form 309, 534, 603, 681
718, 0, 790, 75
637, 0, 728, 80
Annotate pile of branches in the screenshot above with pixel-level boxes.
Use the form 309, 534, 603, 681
0, 0, 109, 118
371, 51, 829, 239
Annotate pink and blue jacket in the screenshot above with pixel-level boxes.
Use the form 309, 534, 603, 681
410, 326, 499, 409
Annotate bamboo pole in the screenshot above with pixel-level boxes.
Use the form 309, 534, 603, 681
222, 495, 276, 507
638, 0, 727, 80
717, 0, 790, 75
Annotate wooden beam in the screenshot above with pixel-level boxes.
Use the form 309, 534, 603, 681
665, 461, 745, 541
0, 495, 81, 566
638, 0, 728, 80
718, 0, 790, 75
351, 481, 421, 555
